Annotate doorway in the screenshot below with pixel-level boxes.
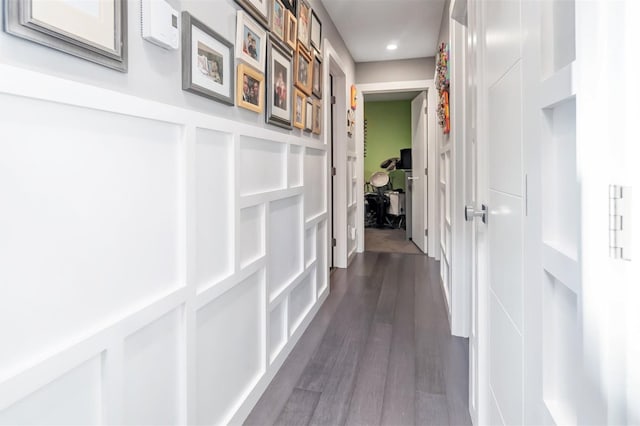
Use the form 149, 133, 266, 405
356, 80, 439, 260
362, 91, 422, 255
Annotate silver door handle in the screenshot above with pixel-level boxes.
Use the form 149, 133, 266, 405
465, 204, 488, 224
407, 176, 419, 180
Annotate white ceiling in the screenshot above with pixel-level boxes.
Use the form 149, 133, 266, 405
320, 0, 446, 63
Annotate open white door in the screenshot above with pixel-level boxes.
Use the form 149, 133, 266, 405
411, 91, 427, 253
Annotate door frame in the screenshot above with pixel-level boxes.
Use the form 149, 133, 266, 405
355, 80, 438, 258
324, 40, 349, 268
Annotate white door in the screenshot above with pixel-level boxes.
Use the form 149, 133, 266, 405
467, 0, 526, 424
577, 0, 639, 423
411, 91, 427, 253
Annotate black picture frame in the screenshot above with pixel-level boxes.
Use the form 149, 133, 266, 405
282, 0, 297, 13
3, 0, 128, 72
310, 10, 322, 53
181, 11, 235, 106
234, 0, 270, 29
266, 37, 293, 129
312, 54, 322, 99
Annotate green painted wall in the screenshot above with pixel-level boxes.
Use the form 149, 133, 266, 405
364, 100, 411, 191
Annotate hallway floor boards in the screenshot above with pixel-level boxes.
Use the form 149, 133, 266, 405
245, 252, 472, 426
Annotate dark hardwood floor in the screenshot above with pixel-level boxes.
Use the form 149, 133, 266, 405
245, 252, 472, 426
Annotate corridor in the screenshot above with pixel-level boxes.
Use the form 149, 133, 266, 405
246, 253, 472, 426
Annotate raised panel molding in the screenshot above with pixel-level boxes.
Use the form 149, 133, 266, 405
0, 64, 329, 425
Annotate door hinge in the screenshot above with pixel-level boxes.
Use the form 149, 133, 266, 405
609, 185, 632, 260
425, 229, 428, 237
332, 238, 337, 247
424, 106, 428, 115
331, 96, 337, 105
331, 167, 337, 176
425, 167, 428, 176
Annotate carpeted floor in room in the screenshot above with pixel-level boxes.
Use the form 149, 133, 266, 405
364, 228, 422, 254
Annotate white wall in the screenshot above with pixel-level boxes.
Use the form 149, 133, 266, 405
0, 0, 355, 424
356, 57, 436, 84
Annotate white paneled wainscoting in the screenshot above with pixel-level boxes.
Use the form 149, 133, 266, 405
0, 64, 330, 425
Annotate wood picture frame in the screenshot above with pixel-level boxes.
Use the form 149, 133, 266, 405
312, 99, 322, 135
285, 10, 297, 50
294, 44, 313, 96
234, 0, 269, 29
296, 0, 311, 50
3, 0, 127, 71
237, 63, 265, 113
236, 10, 267, 71
293, 88, 306, 129
271, 0, 286, 42
310, 10, 322, 53
182, 12, 235, 105
304, 98, 313, 132
312, 53, 322, 99
266, 37, 293, 129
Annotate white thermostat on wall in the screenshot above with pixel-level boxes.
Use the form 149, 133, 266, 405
141, 0, 180, 50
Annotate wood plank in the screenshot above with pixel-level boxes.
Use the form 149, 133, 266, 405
414, 256, 447, 396
297, 254, 387, 392
416, 391, 450, 426
343, 322, 392, 426
381, 256, 417, 426
274, 388, 321, 426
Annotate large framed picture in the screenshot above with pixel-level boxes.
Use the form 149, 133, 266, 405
3, 0, 127, 71
296, 0, 311, 50
236, 10, 267, 71
312, 54, 322, 99
293, 88, 306, 129
266, 38, 293, 129
234, 0, 269, 29
312, 99, 322, 135
237, 63, 264, 113
310, 10, 322, 53
294, 44, 313, 96
285, 10, 297, 50
181, 12, 234, 105
271, 0, 286, 42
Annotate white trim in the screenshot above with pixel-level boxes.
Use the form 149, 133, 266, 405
356, 79, 437, 258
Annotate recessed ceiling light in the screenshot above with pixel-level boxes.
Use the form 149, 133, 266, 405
386, 43, 398, 51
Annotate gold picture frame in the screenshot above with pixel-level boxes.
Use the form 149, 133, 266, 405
237, 63, 264, 113
294, 43, 313, 96
312, 99, 322, 135
285, 10, 297, 50
293, 88, 306, 129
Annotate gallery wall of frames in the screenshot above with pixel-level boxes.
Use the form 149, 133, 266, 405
0, 0, 348, 424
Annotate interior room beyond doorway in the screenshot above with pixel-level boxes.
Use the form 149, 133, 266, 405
363, 91, 422, 255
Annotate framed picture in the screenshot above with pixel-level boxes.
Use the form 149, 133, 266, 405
294, 44, 313, 96
236, 10, 267, 71
266, 38, 293, 129
304, 98, 313, 132
296, 0, 311, 50
271, 0, 286, 42
310, 10, 322, 53
237, 63, 264, 113
181, 12, 234, 105
234, 0, 269, 29
285, 10, 297, 50
293, 88, 306, 129
312, 54, 322, 99
3, 0, 127, 71
282, 0, 296, 13
312, 99, 322, 135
